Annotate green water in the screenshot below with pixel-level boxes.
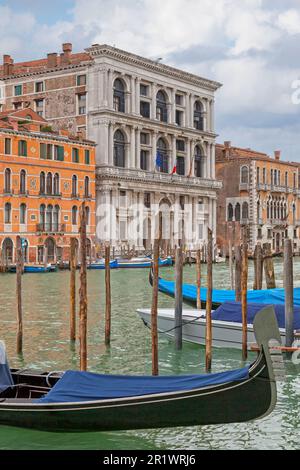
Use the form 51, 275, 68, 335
0, 259, 300, 450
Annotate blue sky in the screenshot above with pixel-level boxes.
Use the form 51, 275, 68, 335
1, 0, 300, 161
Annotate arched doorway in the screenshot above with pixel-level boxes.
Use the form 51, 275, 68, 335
45, 237, 56, 263
2, 238, 13, 264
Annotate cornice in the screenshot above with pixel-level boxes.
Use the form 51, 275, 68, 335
85, 45, 222, 92
1, 62, 93, 81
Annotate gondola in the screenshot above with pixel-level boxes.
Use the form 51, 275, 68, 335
7, 264, 57, 274
0, 307, 283, 432
149, 269, 300, 308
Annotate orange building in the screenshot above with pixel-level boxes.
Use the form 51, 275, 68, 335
0, 108, 96, 264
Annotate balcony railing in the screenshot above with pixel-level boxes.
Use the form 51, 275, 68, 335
36, 223, 66, 233
39, 191, 62, 197
71, 193, 80, 199
83, 193, 92, 199
267, 219, 287, 226
96, 166, 222, 190
3, 188, 14, 195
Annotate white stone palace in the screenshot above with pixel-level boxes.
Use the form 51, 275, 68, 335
86, 45, 222, 249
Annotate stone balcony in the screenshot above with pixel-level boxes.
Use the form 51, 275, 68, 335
96, 166, 222, 190
267, 219, 288, 226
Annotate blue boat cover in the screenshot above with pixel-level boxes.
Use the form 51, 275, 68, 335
158, 277, 300, 307
212, 302, 300, 329
0, 342, 13, 393
37, 367, 249, 403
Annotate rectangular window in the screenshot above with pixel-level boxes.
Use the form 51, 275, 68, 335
175, 94, 183, 105
140, 132, 149, 145
257, 167, 260, 184
144, 192, 151, 208
198, 224, 203, 239
4, 138, 11, 155
77, 75, 86, 86
267, 229, 272, 239
176, 110, 183, 126
263, 168, 266, 184
14, 102, 22, 110
257, 228, 262, 239
140, 101, 150, 118
35, 99, 44, 117
40, 143, 53, 159
18, 140, 27, 156
140, 84, 149, 96
72, 148, 79, 163
85, 149, 90, 165
176, 156, 185, 175
119, 220, 127, 240
140, 150, 149, 170
35, 81, 44, 92
179, 195, 185, 210
176, 139, 185, 152
120, 190, 127, 208
14, 84, 22, 96
77, 93, 86, 115
54, 145, 64, 161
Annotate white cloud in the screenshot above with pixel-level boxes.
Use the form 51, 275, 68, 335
277, 9, 300, 35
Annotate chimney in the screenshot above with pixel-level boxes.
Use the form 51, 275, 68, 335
274, 150, 281, 161
61, 43, 72, 65
47, 52, 58, 68
3, 55, 14, 76
224, 141, 231, 159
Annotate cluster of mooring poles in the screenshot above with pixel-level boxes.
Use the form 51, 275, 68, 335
12, 209, 298, 369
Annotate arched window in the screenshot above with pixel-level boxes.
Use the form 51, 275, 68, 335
84, 176, 90, 197
53, 173, 59, 195
257, 200, 260, 220
157, 138, 169, 173
194, 145, 205, 177
72, 206, 78, 225
113, 78, 125, 113
4, 168, 11, 193
20, 170, 26, 194
2, 238, 13, 263
46, 172, 52, 195
194, 101, 204, 130
235, 203, 241, 222
240, 166, 249, 184
72, 175, 77, 197
46, 204, 53, 231
227, 203, 233, 221
114, 130, 126, 168
53, 205, 60, 232
267, 200, 270, 219
85, 206, 90, 226
40, 204, 46, 230
20, 203, 26, 225
4, 202, 11, 224
156, 90, 168, 122
40, 172, 45, 194
242, 202, 249, 220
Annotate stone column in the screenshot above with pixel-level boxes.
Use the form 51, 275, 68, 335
210, 99, 215, 133
130, 126, 135, 168
211, 143, 215, 179
188, 140, 194, 177
98, 121, 109, 165
135, 78, 140, 116
107, 69, 113, 109
206, 142, 211, 178
131, 76, 136, 114
172, 134, 177, 170
171, 88, 176, 124
190, 94, 194, 129
108, 123, 114, 166
135, 127, 141, 168
151, 83, 157, 120
152, 130, 158, 172
111, 188, 118, 246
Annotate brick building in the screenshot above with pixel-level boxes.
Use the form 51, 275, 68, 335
216, 141, 300, 254
0, 108, 96, 264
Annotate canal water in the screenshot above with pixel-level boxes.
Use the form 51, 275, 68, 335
0, 258, 300, 450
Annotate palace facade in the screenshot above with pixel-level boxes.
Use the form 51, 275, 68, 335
0, 44, 222, 249
216, 141, 300, 254
0, 108, 96, 264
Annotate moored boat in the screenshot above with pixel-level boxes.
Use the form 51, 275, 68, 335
87, 259, 118, 270
137, 301, 300, 349
6, 264, 57, 273
0, 307, 284, 432
117, 256, 172, 269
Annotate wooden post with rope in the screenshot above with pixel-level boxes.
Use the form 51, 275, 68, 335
105, 244, 111, 346
79, 203, 88, 371
151, 213, 162, 376
205, 228, 213, 372
263, 242, 276, 289
241, 227, 248, 360
175, 246, 183, 350
70, 238, 77, 342
16, 236, 23, 354
196, 249, 201, 309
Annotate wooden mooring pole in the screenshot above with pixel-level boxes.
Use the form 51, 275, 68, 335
241, 228, 248, 360
263, 243, 276, 289
229, 239, 234, 290
79, 203, 88, 371
205, 228, 213, 372
16, 236, 23, 354
253, 243, 263, 290
284, 238, 294, 348
105, 244, 111, 346
235, 245, 242, 301
196, 249, 201, 309
151, 214, 162, 376
70, 238, 77, 342
175, 246, 183, 350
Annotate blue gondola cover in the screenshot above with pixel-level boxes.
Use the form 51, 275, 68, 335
37, 367, 249, 403
0, 342, 13, 393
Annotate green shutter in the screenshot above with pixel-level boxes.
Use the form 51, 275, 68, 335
40, 143, 46, 159
85, 150, 90, 165
58, 146, 64, 161
24, 141, 27, 156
